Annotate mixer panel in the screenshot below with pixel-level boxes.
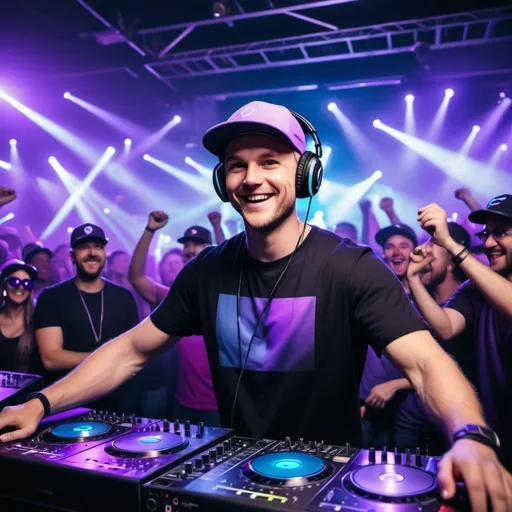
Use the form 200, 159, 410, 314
0, 370, 43, 410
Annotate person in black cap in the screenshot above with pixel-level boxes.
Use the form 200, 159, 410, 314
406, 198, 512, 471
375, 223, 418, 293
177, 225, 213, 262
2, 105, 511, 508
22, 242, 54, 300
0, 260, 38, 373
31, 223, 140, 412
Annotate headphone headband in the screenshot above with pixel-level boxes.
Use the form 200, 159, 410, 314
289, 111, 323, 159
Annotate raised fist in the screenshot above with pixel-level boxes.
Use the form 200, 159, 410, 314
147, 211, 169, 231
359, 199, 372, 212
417, 203, 452, 248
454, 188, 471, 201
407, 243, 434, 280
0, 187, 16, 207
379, 197, 394, 212
208, 211, 222, 226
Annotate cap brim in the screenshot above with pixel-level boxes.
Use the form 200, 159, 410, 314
177, 236, 210, 245
203, 120, 298, 158
375, 226, 418, 247
72, 236, 108, 248
1, 263, 38, 281
468, 209, 512, 225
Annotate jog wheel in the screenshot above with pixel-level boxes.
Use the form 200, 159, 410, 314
44, 421, 114, 443
104, 432, 189, 458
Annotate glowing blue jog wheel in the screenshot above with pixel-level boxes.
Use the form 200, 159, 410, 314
249, 451, 325, 479
109, 432, 188, 455
51, 421, 112, 439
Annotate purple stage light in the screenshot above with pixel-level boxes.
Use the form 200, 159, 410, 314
499, 92, 506, 99
500, 144, 508, 151
373, 119, 382, 128
373, 170, 383, 179
63, 92, 71, 99
405, 94, 414, 103
472, 125, 480, 132
173, 115, 182, 123
327, 102, 337, 112
9, 139, 17, 146
185, 156, 192, 164
143, 154, 150, 160
48, 156, 57, 164
124, 138, 132, 146
104, 208, 110, 215
67, 227, 74, 234
445, 88, 454, 98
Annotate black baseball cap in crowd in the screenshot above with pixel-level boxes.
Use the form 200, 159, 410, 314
468, 194, 512, 225
0, 259, 38, 282
70, 224, 109, 249
447, 222, 471, 249
375, 223, 418, 248
22, 242, 53, 263
177, 226, 212, 245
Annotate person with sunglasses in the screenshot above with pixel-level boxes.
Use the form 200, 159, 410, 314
0, 260, 38, 373
407, 195, 512, 472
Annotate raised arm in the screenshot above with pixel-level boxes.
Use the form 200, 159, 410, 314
406, 245, 466, 340
129, 211, 170, 305
454, 188, 483, 212
208, 211, 226, 245
419, 203, 512, 320
379, 197, 401, 226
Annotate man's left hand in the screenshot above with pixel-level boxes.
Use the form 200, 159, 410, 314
365, 381, 398, 409
417, 203, 453, 249
437, 439, 512, 510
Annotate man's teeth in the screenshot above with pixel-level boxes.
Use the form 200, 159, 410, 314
244, 194, 273, 203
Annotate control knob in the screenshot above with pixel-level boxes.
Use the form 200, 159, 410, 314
202, 453, 210, 465
382, 446, 388, 464
223, 439, 231, 452
405, 448, 411, 465
298, 438, 304, 450
216, 445, 224, 458
195, 457, 203, 470
209, 449, 217, 462
174, 419, 180, 433
285, 436, 292, 449
368, 447, 376, 464
185, 461, 193, 475
415, 447, 422, 466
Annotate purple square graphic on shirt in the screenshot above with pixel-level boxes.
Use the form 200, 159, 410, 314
216, 294, 316, 372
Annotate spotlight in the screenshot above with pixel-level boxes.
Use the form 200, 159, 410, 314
9, 139, 17, 146
185, 156, 192, 164
104, 208, 110, 215
106, 146, 116, 155
63, 92, 71, 99
327, 102, 337, 112
67, 227, 74, 234
173, 115, 182, 123
124, 138, 132, 146
500, 144, 508, 151
48, 156, 57, 164
373, 119, 382, 128
499, 92, 506, 99
373, 170, 383, 179
405, 94, 415, 103
143, 154, 150, 160
472, 125, 480, 132
445, 88, 454, 98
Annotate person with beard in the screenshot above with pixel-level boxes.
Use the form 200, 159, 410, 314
129, 211, 219, 424
32, 224, 140, 412
407, 197, 512, 471
2, 104, 512, 510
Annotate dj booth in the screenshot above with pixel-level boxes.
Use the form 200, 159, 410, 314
0, 371, 469, 511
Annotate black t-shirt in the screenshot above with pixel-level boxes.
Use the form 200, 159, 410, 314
0, 331, 20, 372
446, 282, 512, 469
151, 226, 427, 445
34, 278, 139, 383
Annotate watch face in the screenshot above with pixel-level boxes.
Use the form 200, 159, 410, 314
466, 425, 500, 447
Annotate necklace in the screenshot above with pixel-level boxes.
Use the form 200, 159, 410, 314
75, 280, 104, 344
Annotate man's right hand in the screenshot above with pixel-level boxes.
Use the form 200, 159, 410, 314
379, 197, 394, 213
0, 399, 45, 443
147, 211, 169, 231
407, 244, 434, 280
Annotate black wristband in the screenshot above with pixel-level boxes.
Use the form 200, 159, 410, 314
454, 433, 498, 451
145, 227, 156, 234
451, 247, 469, 266
25, 392, 51, 417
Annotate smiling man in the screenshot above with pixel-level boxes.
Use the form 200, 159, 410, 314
375, 223, 418, 293
1, 103, 511, 510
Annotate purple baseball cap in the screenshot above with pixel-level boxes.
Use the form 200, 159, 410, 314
202, 101, 306, 159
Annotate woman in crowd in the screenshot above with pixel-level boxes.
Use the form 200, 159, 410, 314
0, 260, 38, 372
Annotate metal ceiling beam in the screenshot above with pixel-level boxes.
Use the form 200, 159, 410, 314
144, 7, 512, 82
137, 0, 358, 35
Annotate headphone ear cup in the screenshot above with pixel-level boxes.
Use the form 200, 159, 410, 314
212, 163, 229, 202
295, 152, 323, 199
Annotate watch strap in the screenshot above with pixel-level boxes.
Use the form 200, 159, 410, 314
453, 425, 500, 451
25, 392, 51, 417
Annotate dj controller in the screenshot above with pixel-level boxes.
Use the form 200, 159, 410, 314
0, 407, 469, 512
0, 370, 43, 409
